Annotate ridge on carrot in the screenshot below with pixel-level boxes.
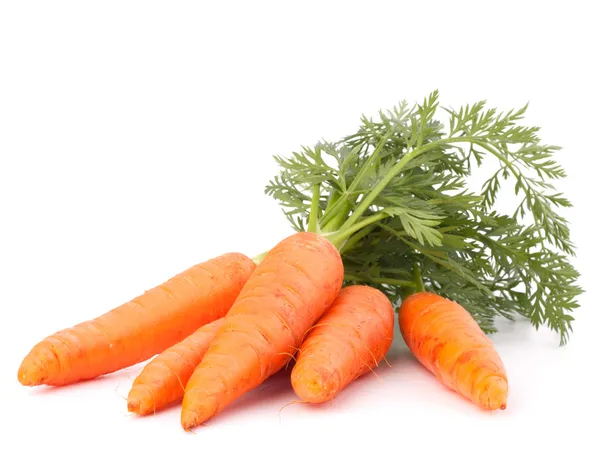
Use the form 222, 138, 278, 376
266, 90, 582, 344
18, 253, 255, 387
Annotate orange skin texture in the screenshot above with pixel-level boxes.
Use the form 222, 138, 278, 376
18, 253, 255, 387
180, 232, 344, 430
399, 292, 508, 410
127, 318, 224, 416
291, 285, 395, 403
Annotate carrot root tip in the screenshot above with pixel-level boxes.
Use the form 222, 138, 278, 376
478, 376, 509, 411
18, 361, 46, 386
127, 399, 140, 415
126, 386, 155, 416
291, 366, 339, 403
181, 409, 200, 431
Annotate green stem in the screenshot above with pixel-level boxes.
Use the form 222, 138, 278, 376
319, 189, 350, 232
319, 131, 393, 231
339, 139, 447, 231
323, 189, 341, 216
321, 202, 352, 233
252, 251, 267, 265
338, 136, 489, 232
307, 183, 321, 233
344, 273, 417, 287
377, 267, 412, 276
326, 212, 387, 250
471, 139, 521, 178
319, 192, 347, 230
413, 262, 425, 293
346, 129, 393, 193
339, 223, 378, 253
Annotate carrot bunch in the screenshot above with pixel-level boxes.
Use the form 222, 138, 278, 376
18, 92, 581, 430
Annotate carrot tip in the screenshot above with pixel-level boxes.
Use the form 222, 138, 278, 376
18, 360, 45, 386
127, 399, 141, 415
478, 376, 508, 411
181, 410, 200, 431
126, 386, 154, 416
291, 366, 338, 404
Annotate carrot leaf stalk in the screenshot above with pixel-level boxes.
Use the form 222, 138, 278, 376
266, 91, 582, 344
412, 263, 424, 294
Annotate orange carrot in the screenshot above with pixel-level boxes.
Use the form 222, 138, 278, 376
291, 285, 394, 403
180, 232, 344, 430
127, 318, 224, 415
399, 292, 508, 410
18, 253, 255, 387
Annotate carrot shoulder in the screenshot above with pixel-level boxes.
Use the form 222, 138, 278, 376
180, 232, 344, 430
127, 318, 224, 415
291, 285, 395, 403
18, 253, 255, 387
399, 292, 508, 410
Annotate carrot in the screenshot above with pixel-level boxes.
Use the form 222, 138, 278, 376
399, 292, 508, 410
291, 285, 394, 403
180, 232, 344, 430
18, 253, 255, 387
127, 318, 223, 415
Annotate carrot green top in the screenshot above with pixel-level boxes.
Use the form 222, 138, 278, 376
265, 91, 582, 345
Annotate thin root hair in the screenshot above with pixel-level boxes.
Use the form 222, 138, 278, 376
113, 382, 128, 401
173, 370, 186, 395
278, 399, 308, 425
352, 347, 382, 382
300, 322, 342, 344
382, 355, 392, 368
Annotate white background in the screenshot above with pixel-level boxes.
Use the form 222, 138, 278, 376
1, 1, 598, 461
